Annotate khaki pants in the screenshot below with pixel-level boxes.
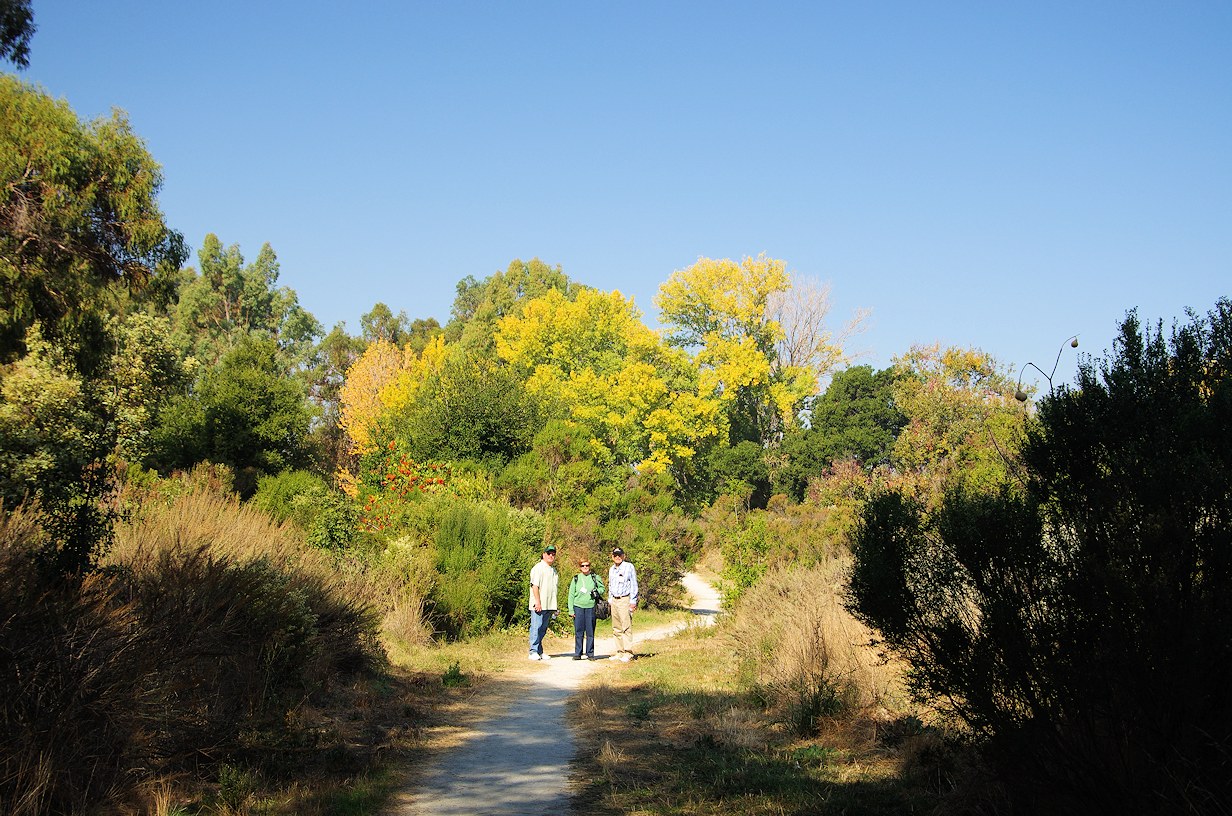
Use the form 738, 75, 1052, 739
610, 596, 633, 656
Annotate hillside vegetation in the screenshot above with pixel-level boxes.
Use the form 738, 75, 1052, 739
3, 72, 1230, 815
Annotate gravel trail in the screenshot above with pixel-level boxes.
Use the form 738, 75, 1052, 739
388, 572, 721, 816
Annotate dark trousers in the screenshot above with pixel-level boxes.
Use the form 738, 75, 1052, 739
573, 606, 597, 658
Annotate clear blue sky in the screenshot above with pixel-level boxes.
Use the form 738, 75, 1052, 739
17, 1, 1231, 390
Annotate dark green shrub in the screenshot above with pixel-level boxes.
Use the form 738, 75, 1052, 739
772, 365, 905, 501
708, 440, 771, 509
849, 300, 1232, 814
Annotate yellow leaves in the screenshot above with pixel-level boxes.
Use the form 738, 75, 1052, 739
338, 334, 450, 456
382, 333, 448, 414
496, 288, 660, 377
656, 254, 844, 441
494, 285, 724, 472
655, 254, 790, 344
697, 334, 771, 397
338, 339, 401, 456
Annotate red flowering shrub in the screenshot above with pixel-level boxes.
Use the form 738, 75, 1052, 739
359, 442, 455, 532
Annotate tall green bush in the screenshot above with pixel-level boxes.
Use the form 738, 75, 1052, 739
252, 469, 356, 550
429, 500, 543, 638
849, 300, 1232, 813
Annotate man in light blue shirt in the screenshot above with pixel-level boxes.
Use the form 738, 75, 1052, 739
607, 547, 638, 661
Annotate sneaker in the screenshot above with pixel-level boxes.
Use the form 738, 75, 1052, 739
528, 653, 540, 661
540, 654, 552, 661
583, 655, 592, 660
572, 655, 582, 661
620, 653, 634, 662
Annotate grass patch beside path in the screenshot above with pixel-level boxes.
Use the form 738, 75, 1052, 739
208, 626, 527, 815
242, 609, 714, 813
569, 625, 944, 816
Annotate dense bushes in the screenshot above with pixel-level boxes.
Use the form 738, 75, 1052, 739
253, 468, 357, 550
710, 493, 853, 607
429, 501, 543, 638
849, 301, 1232, 814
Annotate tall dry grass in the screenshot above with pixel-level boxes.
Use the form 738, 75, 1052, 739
1, 482, 385, 814
107, 487, 381, 761
722, 557, 907, 735
1, 503, 156, 815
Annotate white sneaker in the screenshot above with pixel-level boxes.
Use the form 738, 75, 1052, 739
528, 653, 540, 661
621, 653, 634, 662
540, 654, 552, 661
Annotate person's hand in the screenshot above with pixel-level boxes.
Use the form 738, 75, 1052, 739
629, 605, 636, 612
534, 603, 542, 613
570, 612, 575, 618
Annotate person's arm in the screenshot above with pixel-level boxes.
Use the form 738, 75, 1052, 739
530, 565, 543, 612
629, 565, 639, 610
568, 575, 577, 616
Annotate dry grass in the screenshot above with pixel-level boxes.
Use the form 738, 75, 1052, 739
111, 482, 331, 574
566, 558, 944, 816
2, 485, 415, 815
723, 557, 909, 720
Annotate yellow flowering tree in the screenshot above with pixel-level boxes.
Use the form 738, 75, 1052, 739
655, 254, 820, 445
496, 288, 722, 478
336, 334, 449, 492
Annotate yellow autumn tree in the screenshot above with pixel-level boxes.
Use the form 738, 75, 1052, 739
496, 288, 723, 476
656, 254, 823, 445
338, 338, 402, 458
336, 334, 450, 493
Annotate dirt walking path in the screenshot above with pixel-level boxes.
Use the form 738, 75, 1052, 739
387, 572, 722, 816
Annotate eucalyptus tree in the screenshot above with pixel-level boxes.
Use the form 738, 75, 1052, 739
0, 76, 185, 570
0, 0, 34, 68
0, 75, 186, 375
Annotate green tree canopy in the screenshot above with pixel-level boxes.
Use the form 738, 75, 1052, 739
773, 365, 906, 500
302, 321, 366, 472
445, 258, 576, 356
392, 354, 541, 467
153, 336, 314, 493
360, 302, 409, 344
0, 75, 186, 374
0, 0, 34, 68
171, 234, 321, 369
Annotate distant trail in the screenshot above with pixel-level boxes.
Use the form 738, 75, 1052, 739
387, 572, 721, 816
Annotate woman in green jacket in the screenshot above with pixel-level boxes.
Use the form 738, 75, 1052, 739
567, 559, 606, 660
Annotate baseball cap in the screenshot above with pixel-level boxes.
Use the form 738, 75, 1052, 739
611, 547, 625, 556
544, 545, 557, 553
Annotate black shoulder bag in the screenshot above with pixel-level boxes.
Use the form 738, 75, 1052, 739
591, 578, 611, 620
